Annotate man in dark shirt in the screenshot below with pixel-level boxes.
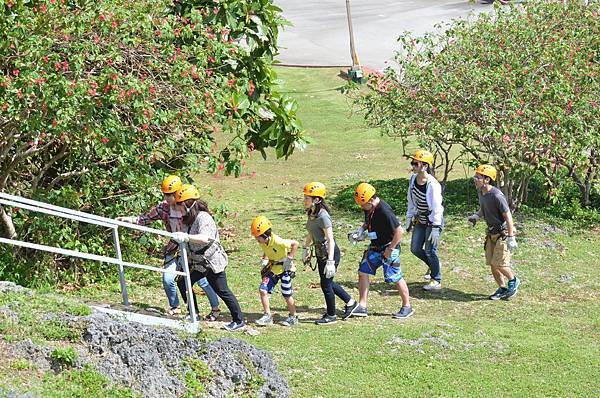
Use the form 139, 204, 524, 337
468, 165, 520, 300
346, 183, 414, 319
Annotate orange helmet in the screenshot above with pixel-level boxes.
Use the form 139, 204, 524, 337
303, 181, 326, 198
161, 175, 182, 194
175, 184, 200, 203
354, 182, 376, 206
409, 149, 434, 166
251, 215, 272, 237
475, 164, 497, 181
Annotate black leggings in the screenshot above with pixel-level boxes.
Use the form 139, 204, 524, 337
177, 269, 244, 324
317, 245, 352, 316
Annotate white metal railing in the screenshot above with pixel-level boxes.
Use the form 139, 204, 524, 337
0, 192, 198, 328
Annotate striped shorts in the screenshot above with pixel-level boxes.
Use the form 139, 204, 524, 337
260, 271, 294, 298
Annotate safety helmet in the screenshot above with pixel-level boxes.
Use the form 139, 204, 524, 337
410, 149, 434, 166
354, 182, 376, 206
475, 164, 497, 181
161, 175, 182, 194
303, 181, 326, 198
251, 215, 272, 237
175, 184, 200, 203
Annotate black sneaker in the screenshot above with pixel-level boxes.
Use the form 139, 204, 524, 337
342, 301, 359, 320
315, 314, 337, 325
489, 287, 508, 300
392, 306, 414, 319
223, 321, 246, 332
347, 305, 368, 318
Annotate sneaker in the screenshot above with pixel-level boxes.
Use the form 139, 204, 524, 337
315, 314, 337, 325
281, 314, 299, 327
423, 280, 442, 291
503, 277, 521, 300
342, 301, 359, 320
423, 271, 432, 281
489, 287, 508, 300
223, 321, 246, 332
392, 306, 414, 319
347, 305, 368, 318
203, 309, 221, 322
255, 313, 273, 327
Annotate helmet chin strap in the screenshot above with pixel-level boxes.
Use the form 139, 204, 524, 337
183, 201, 196, 214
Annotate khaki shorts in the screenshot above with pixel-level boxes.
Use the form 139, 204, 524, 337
485, 233, 511, 269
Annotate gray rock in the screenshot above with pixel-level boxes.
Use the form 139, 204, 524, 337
0, 387, 38, 398
0, 281, 32, 296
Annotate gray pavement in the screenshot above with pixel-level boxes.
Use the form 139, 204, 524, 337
275, 0, 492, 70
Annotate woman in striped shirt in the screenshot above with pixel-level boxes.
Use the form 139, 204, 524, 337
405, 150, 444, 291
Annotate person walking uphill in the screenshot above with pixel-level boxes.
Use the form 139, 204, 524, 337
251, 215, 299, 327
405, 150, 444, 291
302, 182, 358, 325
116, 176, 221, 320
469, 165, 520, 300
171, 184, 245, 331
347, 183, 413, 319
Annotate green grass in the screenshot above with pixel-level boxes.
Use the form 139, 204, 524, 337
3, 67, 600, 397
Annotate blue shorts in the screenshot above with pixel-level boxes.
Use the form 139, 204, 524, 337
259, 272, 294, 297
358, 248, 403, 283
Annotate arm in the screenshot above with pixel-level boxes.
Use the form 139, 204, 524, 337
428, 179, 444, 226
502, 210, 515, 236
324, 226, 335, 261
383, 225, 403, 259
288, 240, 299, 259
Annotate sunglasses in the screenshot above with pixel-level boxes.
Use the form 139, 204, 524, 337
411, 161, 420, 167
473, 174, 485, 180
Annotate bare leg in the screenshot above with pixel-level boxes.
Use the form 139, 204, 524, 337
284, 296, 296, 316
499, 267, 515, 281
396, 278, 411, 308
491, 266, 507, 287
259, 289, 271, 314
358, 272, 370, 308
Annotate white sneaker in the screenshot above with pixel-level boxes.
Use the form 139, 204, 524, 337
255, 313, 273, 326
185, 313, 200, 322
423, 280, 442, 291
423, 271, 432, 281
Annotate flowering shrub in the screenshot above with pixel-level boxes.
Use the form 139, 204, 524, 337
0, 0, 303, 284
350, 1, 598, 210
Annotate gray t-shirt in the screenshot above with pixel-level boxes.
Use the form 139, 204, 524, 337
478, 187, 510, 234
306, 208, 333, 244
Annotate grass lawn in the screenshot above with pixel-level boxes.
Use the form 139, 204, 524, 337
3, 67, 599, 397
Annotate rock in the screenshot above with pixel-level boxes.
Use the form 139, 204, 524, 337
0, 387, 38, 398
0, 282, 32, 296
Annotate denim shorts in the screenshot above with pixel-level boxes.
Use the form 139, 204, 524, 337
358, 248, 403, 283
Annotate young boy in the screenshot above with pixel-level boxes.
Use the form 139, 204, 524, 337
469, 164, 520, 300
250, 215, 299, 327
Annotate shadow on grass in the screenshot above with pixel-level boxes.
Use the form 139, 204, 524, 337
336, 281, 487, 302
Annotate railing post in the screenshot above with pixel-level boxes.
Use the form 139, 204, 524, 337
112, 227, 129, 306
179, 242, 197, 327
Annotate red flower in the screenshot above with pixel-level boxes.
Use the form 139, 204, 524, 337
12, 69, 19, 76
217, 163, 225, 171
100, 137, 109, 143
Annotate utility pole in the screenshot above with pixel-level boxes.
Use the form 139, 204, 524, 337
345, 0, 364, 83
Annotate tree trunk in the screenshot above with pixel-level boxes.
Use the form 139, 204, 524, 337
0, 205, 17, 239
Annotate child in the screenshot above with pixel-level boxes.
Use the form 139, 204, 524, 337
250, 215, 299, 327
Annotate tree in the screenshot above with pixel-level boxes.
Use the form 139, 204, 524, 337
350, 0, 598, 210
0, 0, 304, 239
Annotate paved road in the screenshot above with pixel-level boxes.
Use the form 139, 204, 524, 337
274, 0, 492, 70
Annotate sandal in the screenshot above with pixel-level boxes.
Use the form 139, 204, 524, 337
167, 307, 181, 316
203, 309, 221, 322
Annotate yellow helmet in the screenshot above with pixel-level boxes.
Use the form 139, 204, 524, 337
161, 175, 183, 194
410, 149, 434, 166
475, 164, 497, 181
354, 182, 376, 206
303, 181, 326, 198
251, 215, 272, 237
175, 184, 200, 203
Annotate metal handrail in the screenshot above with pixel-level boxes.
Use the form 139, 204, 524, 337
0, 192, 198, 328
